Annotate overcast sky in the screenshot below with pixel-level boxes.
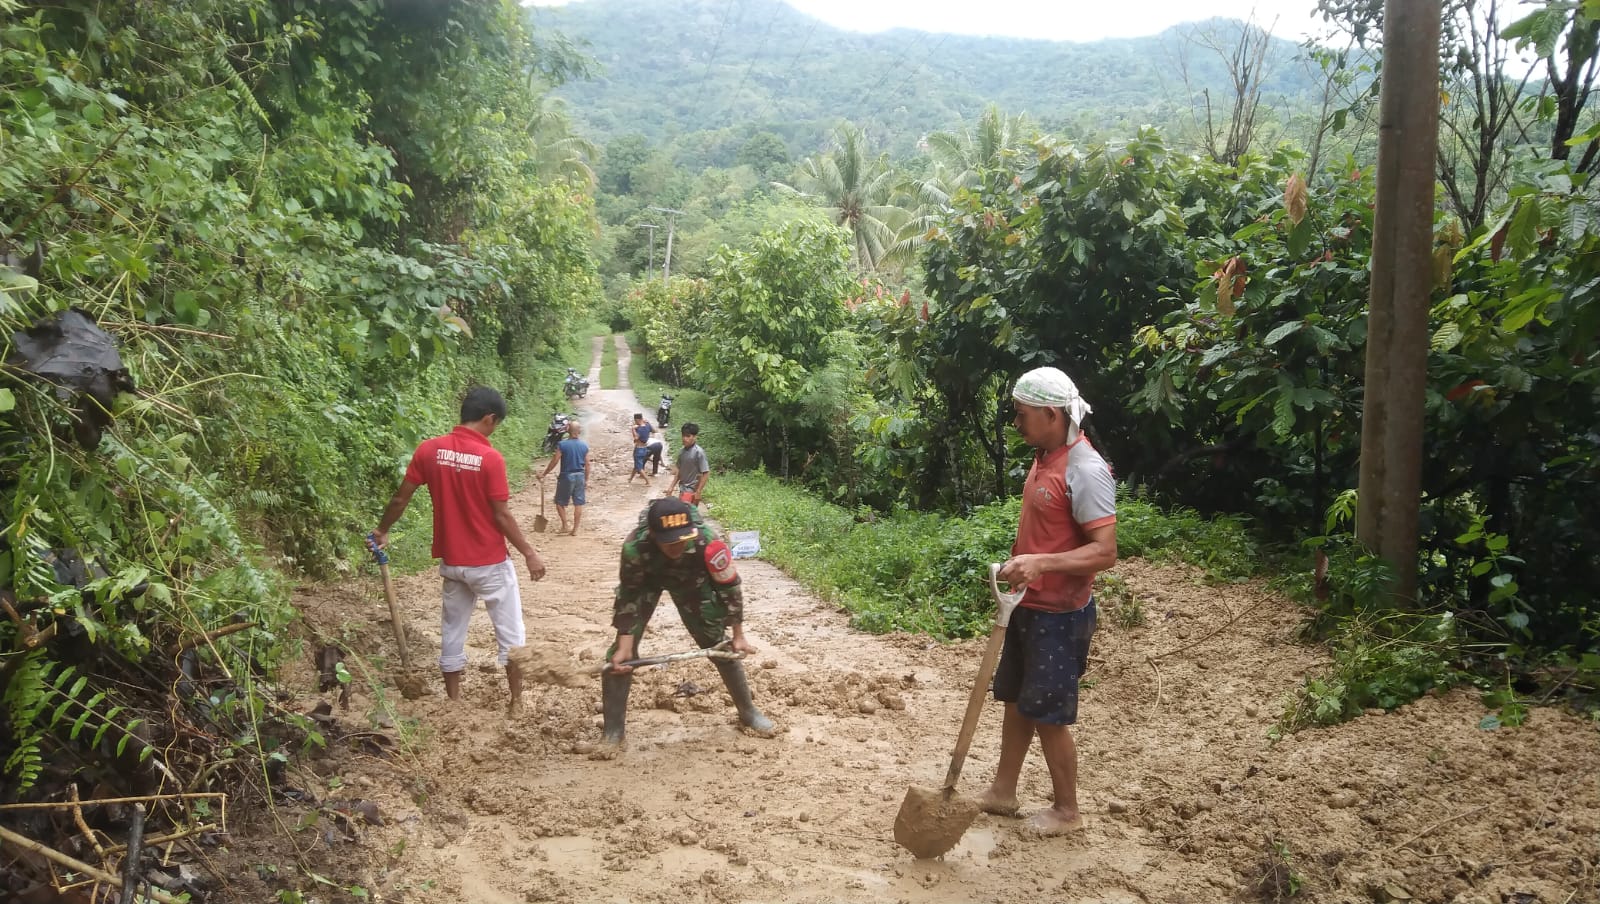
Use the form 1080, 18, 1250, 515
524, 0, 1330, 43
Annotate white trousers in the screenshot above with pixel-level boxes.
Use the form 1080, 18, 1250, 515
438, 559, 525, 673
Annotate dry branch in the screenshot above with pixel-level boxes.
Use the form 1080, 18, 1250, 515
103, 823, 218, 855
0, 824, 183, 904
163, 621, 257, 656
1147, 600, 1262, 662
69, 785, 108, 861
1387, 804, 1491, 853
118, 803, 146, 904
0, 792, 226, 811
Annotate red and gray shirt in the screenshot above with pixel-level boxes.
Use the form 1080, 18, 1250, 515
1014, 437, 1117, 613
404, 426, 511, 567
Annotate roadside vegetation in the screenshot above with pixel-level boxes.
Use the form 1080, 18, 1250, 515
0, 0, 598, 890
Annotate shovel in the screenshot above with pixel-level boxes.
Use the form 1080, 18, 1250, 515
534, 480, 549, 533
893, 562, 1025, 859
593, 639, 743, 675
365, 533, 425, 699
508, 640, 743, 688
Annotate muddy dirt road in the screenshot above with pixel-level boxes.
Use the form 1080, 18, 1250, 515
278, 336, 1598, 904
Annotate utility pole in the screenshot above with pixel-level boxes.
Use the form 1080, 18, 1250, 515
1356, 0, 1441, 603
636, 223, 658, 276
648, 206, 683, 283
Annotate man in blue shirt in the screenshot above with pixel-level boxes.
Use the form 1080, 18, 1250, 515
540, 420, 590, 535
628, 413, 656, 484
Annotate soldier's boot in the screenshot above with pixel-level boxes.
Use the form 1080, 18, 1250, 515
600, 672, 632, 750
713, 658, 775, 736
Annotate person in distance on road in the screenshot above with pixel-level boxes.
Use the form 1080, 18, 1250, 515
540, 419, 590, 536
670, 422, 710, 505
628, 412, 656, 484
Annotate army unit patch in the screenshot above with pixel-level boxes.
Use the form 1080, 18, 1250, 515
705, 539, 739, 585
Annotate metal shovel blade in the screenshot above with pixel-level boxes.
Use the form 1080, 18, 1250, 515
894, 785, 980, 859
893, 564, 1026, 859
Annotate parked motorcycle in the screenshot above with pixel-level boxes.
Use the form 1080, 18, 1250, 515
563, 368, 589, 400
542, 412, 572, 454
656, 394, 674, 427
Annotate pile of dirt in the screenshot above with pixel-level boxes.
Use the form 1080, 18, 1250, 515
507, 643, 592, 688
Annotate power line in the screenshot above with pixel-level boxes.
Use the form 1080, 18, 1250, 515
690, 0, 743, 116
849, 31, 924, 126
636, 223, 659, 275
718, 0, 787, 128
808, 31, 927, 157
863, 34, 951, 135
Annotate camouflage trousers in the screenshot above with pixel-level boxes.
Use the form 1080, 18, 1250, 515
607, 588, 730, 659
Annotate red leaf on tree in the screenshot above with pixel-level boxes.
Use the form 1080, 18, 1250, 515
1490, 223, 1508, 262
1212, 256, 1247, 315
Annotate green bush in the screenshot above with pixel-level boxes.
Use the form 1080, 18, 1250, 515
1279, 612, 1464, 731
708, 470, 1265, 639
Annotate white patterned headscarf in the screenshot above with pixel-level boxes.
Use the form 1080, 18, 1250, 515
1013, 366, 1092, 440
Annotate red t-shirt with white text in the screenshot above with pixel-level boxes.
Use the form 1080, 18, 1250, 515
403, 426, 511, 567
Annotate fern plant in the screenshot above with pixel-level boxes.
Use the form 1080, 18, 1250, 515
2, 654, 152, 791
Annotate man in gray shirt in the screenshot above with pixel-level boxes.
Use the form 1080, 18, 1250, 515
671, 422, 710, 505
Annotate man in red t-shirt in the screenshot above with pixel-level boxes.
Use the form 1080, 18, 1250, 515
372, 387, 546, 710
979, 366, 1117, 836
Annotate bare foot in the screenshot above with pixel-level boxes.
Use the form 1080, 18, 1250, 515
507, 698, 525, 718
977, 789, 1021, 817
1024, 807, 1085, 835
567, 528, 579, 536
588, 738, 622, 760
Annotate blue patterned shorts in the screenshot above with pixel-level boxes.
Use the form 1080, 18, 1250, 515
992, 600, 1097, 726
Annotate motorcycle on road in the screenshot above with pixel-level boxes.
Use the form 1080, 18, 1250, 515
542, 412, 573, 454
564, 368, 589, 400
656, 394, 674, 427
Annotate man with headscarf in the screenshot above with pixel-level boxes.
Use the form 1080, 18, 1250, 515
980, 365, 1117, 835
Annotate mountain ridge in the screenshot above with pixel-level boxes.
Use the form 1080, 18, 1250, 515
532, 0, 1321, 157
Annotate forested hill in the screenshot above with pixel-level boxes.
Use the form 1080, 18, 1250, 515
531, 0, 1320, 157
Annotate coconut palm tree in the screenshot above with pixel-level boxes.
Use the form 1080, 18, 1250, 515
908, 104, 1036, 207
773, 123, 910, 272
526, 92, 599, 188
887, 106, 1037, 263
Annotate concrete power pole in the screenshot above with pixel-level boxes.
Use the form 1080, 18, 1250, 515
636, 223, 658, 276
1356, 0, 1441, 603
648, 206, 683, 283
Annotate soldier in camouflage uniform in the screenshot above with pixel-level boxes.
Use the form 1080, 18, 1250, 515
600, 498, 774, 749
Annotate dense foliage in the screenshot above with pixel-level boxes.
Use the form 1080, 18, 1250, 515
625, 0, 1600, 698
0, 0, 597, 809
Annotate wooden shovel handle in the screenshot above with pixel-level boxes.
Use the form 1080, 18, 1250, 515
378, 562, 410, 670
943, 623, 1007, 790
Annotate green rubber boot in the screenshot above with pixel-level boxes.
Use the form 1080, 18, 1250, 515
713, 658, 775, 736
600, 672, 632, 750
